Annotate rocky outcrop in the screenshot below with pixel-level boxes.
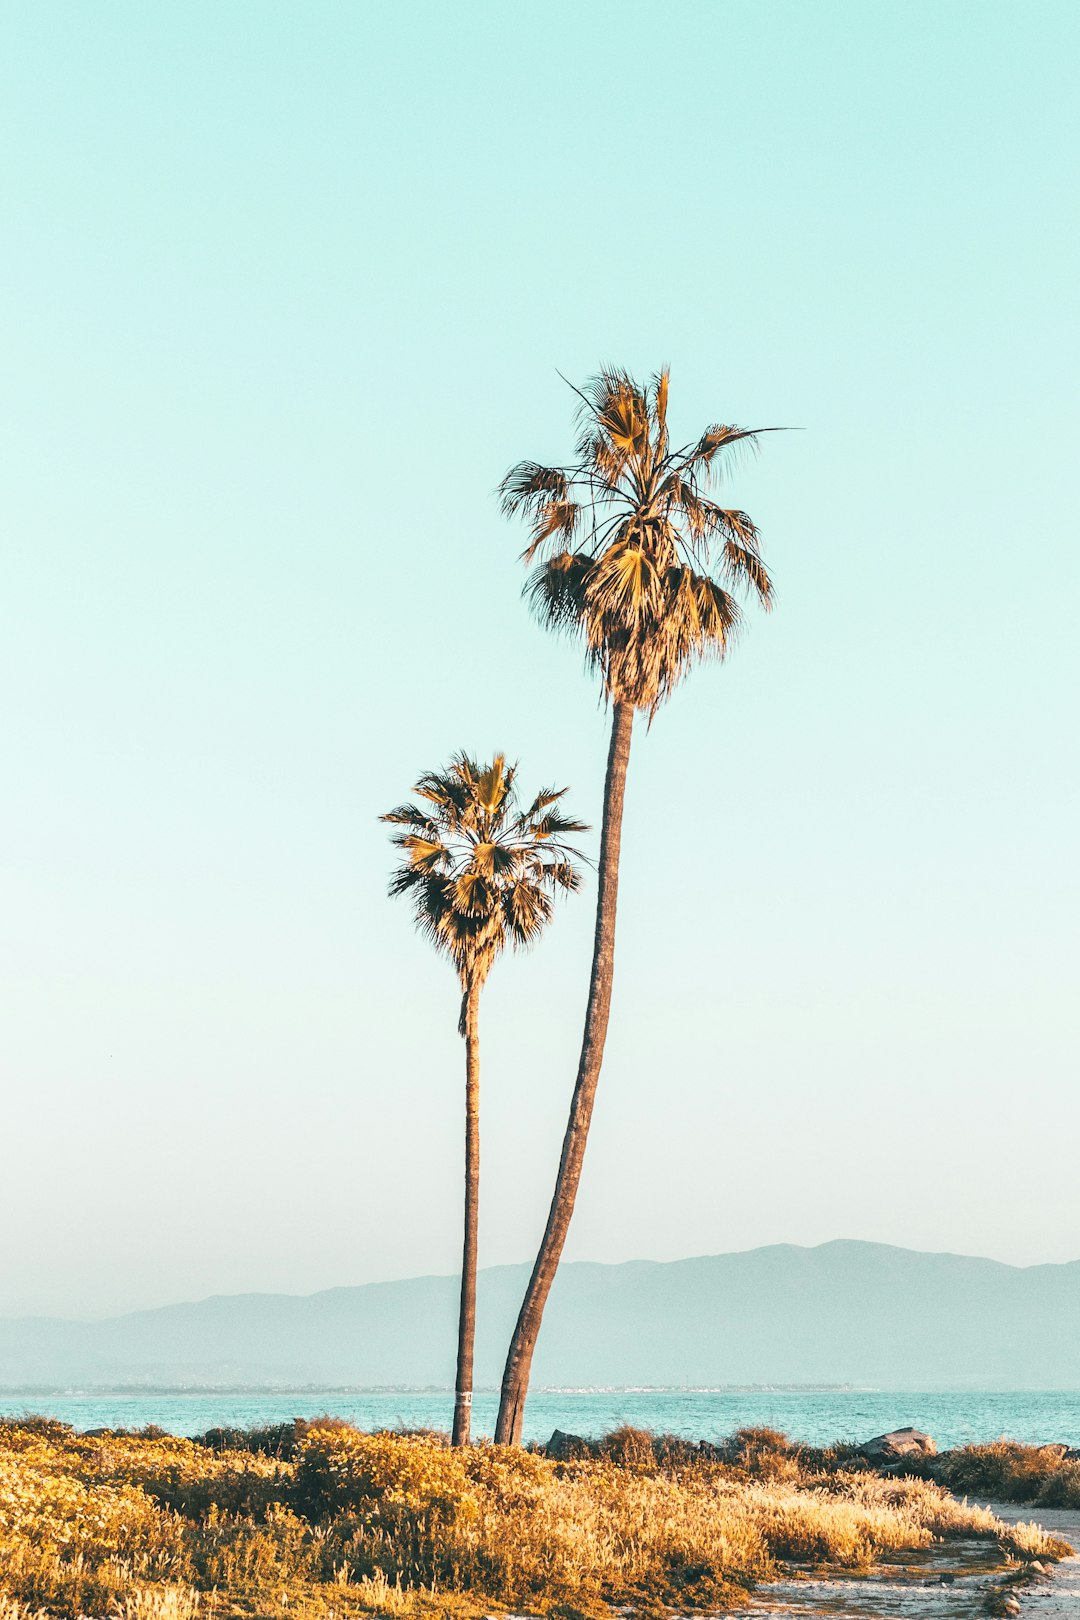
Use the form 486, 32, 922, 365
545, 1428, 593, 1460
858, 1427, 938, 1461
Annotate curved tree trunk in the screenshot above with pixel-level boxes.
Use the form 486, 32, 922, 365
495, 700, 634, 1444
452, 980, 481, 1446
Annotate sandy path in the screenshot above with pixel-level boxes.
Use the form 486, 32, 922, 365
723, 1502, 1079, 1618
981, 1503, 1080, 1619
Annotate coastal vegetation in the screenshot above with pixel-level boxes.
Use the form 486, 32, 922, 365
938, 1439, 1080, 1508
382, 758, 584, 1445
0, 1417, 1068, 1619
493, 370, 777, 1442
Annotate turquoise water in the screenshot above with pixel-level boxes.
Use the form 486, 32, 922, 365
3, 1388, 1078, 1447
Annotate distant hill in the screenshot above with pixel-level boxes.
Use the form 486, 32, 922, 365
2, 1241, 1079, 1391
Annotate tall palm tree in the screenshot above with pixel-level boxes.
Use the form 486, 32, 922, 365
494, 368, 778, 1443
382, 754, 585, 1446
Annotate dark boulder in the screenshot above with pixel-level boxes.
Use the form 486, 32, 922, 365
858, 1427, 938, 1461
545, 1428, 593, 1460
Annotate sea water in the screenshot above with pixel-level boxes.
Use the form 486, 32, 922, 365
2, 1387, 1079, 1446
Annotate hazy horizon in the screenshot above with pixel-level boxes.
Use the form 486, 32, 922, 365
5, 1242, 1078, 1398
4, 1, 1078, 1319
6, 1238, 1080, 1327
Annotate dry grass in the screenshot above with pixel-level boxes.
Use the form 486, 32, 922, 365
939, 1439, 1080, 1508
0, 1419, 1069, 1618
0, 1598, 51, 1620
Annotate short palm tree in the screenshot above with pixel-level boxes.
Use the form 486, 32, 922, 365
382, 754, 585, 1446
494, 368, 778, 1443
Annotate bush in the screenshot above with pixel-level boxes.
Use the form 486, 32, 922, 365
940, 1440, 1080, 1508
0, 1418, 1069, 1617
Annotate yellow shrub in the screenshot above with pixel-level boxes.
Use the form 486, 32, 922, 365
0, 1419, 1069, 1617
942, 1440, 1080, 1509
295, 1427, 479, 1522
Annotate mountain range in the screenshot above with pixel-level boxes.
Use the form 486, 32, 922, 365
2, 1241, 1078, 1390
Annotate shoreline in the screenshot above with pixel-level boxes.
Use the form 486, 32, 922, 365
3, 1386, 1079, 1453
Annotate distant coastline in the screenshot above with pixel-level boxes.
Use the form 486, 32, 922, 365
4, 1241, 1079, 1390
4, 1386, 1080, 1455
0, 1381, 858, 1397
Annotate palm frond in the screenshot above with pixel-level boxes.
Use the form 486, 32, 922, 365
383, 754, 589, 1011
525, 551, 592, 636
498, 461, 570, 518
380, 801, 438, 832
522, 787, 566, 820
501, 367, 781, 712
521, 499, 581, 563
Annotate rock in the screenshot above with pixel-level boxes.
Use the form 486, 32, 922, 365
857, 1427, 938, 1461
545, 1428, 592, 1460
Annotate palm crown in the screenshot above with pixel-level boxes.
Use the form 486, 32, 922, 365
499, 366, 776, 714
382, 754, 586, 1024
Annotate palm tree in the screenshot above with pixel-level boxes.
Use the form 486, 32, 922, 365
494, 368, 778, 1443
382, 754, 586, 1446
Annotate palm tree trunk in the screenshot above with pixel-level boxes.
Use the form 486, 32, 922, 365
494, 699, 634, 1444
452, 979, 481, 1447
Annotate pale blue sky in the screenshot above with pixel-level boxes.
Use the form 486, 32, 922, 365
2, 2, 1077, 1317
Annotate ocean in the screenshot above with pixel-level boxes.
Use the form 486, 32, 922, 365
3, 1387, 1079, 1447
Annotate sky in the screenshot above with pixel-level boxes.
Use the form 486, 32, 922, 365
2, 1, 1078, 1319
